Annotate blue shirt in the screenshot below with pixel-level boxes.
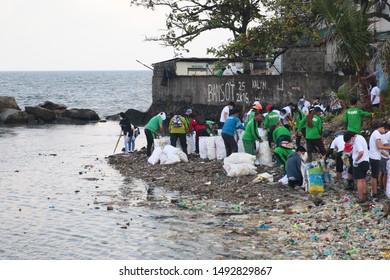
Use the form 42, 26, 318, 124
222, 115, 245, 136
374, 69, 389, 91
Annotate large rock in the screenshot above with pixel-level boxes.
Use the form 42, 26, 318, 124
63, 109, 100, 121
25, 106, 57, 122
38, 101, 67, 111
0, 108, 28, 124
0, 96, 20, 113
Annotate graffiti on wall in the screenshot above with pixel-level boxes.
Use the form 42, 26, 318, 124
207, 81, 249, 103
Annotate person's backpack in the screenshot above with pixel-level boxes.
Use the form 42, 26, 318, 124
172, 115, 183, 127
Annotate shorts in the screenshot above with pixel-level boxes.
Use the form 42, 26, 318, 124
380, 158, 388, 173
336, 152, 343, 173
353, 161, 369, 180
369, 158, 380, 179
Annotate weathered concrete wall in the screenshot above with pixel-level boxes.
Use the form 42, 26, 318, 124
152, 72, 355, 107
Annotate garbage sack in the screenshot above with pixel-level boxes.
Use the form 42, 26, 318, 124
186, 134, 196, 154
199, 136, 208, 159
307, 166, 325, 193
224, 163, 257, 177
159, 152, 168, 164
257, 141, 273, 167
162, 144, 181, 156
148, 147, 163, 165
163, 154, 181, 165
258, 128, 268, 141
237, 130, 245, 153
223, 152, 256, 165
215, 136, 226, 160
206, 136, 217, 160
154, 136, 170, 149
177, 151, 189, 163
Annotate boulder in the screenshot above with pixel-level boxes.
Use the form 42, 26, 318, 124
25, 106, 57, 122
38, 101, 67, 111
63, 108, 100, 121
0, 96, 20, 113
0, 108, 28, 124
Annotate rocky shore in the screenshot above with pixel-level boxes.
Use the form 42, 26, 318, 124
108, 149, 390, 260
0, 96, 100, 125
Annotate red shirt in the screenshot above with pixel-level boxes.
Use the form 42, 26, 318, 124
189, 118, 206, 133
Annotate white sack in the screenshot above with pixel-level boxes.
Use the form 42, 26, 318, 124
223, 152, 256, 165
162, 144, 180, 156
206, 136, 217, 160
148, 147, 162, 165
257, 141, 273, 167
177, 151, 189, 162
215, 136, 226, 160
199, 136, 208, 159
186, 134, 196, 154
163, 154, 181, 165
258, 128, 268, 141
224, 162, 257, 177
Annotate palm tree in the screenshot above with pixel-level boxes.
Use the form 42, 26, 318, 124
312, 0, 374, 110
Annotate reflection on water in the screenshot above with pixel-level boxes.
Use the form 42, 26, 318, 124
0, 122, 226, 260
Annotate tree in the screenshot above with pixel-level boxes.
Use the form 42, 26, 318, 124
130, 0, 266, 57
312, 0, 375, 110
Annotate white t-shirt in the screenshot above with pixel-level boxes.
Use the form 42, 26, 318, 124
369, 130, 382, 160
220, 105, 230, 122
330, 135, 345, 152
353, 135, 369, 163
281, 106, 291, 125
381, 133, 389, 159
370, 86, 380, 105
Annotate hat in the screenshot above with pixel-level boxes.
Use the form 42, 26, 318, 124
252, 103, 262, 110
313, 106, 323, 113
185, 109, 193, 115
266, 104, 273, 111
253, 101, 260, 106
159, 112, 166, 120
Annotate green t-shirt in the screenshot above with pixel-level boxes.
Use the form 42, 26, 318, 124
244, 110, 256, 126
145, 115, 163, 132
304, 115, 322, 139
242, 118, 261, 141
274, 147, 295, 165
272, 126, 291, 143
343, 107, 371, 134
264, 111, 280, 132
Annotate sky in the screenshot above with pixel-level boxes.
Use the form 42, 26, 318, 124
0, 0, 231, 71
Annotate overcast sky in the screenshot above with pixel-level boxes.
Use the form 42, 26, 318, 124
0, 0, 231, 71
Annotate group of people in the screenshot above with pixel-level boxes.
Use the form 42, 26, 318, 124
119, 94, 390, 206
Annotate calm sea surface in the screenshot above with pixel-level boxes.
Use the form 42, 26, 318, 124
0, 71, 227, 260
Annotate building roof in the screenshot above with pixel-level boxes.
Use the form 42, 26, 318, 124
152, 57, 221, 66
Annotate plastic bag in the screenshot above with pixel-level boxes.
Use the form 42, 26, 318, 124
307, 166, 324, 193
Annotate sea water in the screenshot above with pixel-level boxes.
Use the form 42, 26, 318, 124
0, 71, 226, 260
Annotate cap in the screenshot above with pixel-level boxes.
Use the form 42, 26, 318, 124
253, 101, 260, 106
266, 104, 273, 111
252, 103, 262, 110
185, 109, 193, 115
159, 112, 166, 120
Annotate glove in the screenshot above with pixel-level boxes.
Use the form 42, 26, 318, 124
353, 161, 358, 168
371, 112, 375, 118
